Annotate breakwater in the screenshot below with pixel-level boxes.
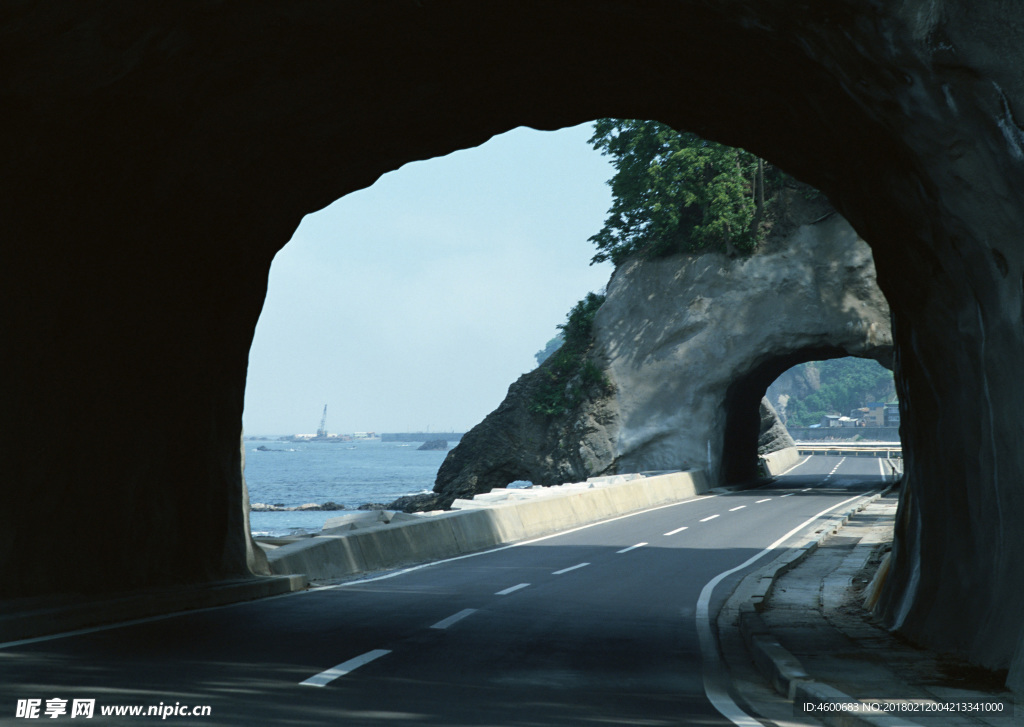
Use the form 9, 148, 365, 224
382, 432, 465, 442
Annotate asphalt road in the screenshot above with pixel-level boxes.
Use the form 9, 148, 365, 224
0, 455, 890, 726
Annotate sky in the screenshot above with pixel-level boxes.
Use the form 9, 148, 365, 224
242, 123, 616, 436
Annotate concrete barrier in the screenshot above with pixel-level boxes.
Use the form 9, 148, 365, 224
760, 447, 803, 477
266, 469, 708, 582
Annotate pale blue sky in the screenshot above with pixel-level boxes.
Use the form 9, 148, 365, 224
243, 122, 615, 436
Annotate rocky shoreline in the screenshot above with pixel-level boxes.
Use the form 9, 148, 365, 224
250, 501, 347, 512
251, 500, 391, 512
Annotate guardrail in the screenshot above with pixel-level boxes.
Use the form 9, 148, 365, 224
794, 443, 902, 458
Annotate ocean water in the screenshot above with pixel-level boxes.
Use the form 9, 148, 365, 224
244, 439, 448, 537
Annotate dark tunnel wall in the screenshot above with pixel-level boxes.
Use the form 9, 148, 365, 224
3, 1, 1024, 684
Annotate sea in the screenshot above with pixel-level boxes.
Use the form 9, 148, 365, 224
244, 439, 448, 537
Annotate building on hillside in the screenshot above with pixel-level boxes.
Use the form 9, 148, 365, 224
885, 403, 900, 427
862, 402, 887, 427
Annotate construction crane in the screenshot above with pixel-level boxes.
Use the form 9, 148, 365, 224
316, 404, 328, 438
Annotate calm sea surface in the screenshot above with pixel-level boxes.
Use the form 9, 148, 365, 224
244, 439, 448, 536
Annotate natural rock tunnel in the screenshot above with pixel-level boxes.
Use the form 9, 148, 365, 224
3, 1, 1024, 690
428, 210, 893, 505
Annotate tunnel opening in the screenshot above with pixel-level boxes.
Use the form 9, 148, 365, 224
4, 0, 1024, 694
723, 351, 900, 484
241, 123, 614, 537
768, 356, 899, 437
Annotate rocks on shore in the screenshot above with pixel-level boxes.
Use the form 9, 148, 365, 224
388, 493, 442, 513
250, 501, 346, 512
417, 439, 448, 451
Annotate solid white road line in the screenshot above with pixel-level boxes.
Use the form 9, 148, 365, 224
728, 506, 746, 512
495, 583, 530, 596
552, 562, 590, 575
664, 526, 689, 536
700, 514, 720, 522
430, 608, 478, 630
777, 454, 812, 476
755, 498, 771, 504
697, 491, 875, 725
300, 649, 391, 687
616, 543, 647, 554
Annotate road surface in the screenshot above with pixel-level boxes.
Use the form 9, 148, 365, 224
0, 455, 890, 725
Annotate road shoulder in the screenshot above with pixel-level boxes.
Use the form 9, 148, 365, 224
719, 492, 1018, 726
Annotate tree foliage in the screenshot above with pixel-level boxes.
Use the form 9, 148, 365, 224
529, 293, 609, 417
588, 119, 789, 265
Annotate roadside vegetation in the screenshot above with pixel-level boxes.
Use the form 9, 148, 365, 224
530, 119, 832, 416
587, 118, 819, 264
529, 293, 609, 417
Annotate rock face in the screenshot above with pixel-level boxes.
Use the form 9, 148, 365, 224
4, 1, 1024, 690
758, 399, 796, 456
408, 347, 619, 511
601, 213, 892, 484
431, 213, 890, 507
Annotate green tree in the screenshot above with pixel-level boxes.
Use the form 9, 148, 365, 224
588, 119, 785, 265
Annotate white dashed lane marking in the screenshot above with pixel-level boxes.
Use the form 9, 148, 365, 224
300, 649, 391, 687
756, 498, 771, 503
552, 563, 590, 575
664, 526, 689, 536
495, 583, 530, 596
700, 514, 720, 522
430, 609, 478, 630
729, 506, 746, 512
616, 543, 647, 554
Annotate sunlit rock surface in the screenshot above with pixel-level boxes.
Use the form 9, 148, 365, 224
758, 398, 795, 455
432, 212, 891, 505
4, 1, 1024, 690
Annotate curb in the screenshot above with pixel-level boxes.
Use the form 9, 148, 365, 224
723, 487, 925, 727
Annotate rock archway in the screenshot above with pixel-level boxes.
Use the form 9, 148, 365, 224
3, 1, 1024, 688
431, 210, 892, 503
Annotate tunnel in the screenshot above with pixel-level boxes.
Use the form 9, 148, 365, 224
3, 2, 1024, 686
721, 347, 894, 484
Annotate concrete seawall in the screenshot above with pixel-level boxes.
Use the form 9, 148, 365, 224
265, 470, 709, 582
787, 427, 900, 442
760, 447, 804, 477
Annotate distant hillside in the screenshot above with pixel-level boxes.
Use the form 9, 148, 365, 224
767, 358, 895, 427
